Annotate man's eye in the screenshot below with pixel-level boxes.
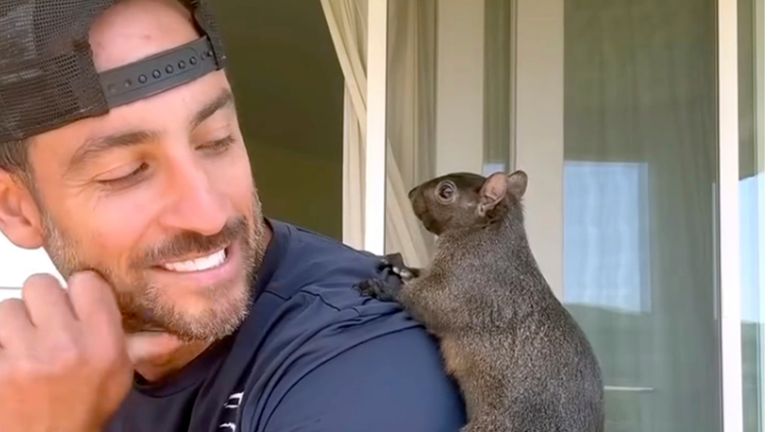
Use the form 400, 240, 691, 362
96, 163, 149, 187
201, 135, 235, 152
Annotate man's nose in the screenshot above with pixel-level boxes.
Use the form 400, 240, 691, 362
160, 161, 229, 236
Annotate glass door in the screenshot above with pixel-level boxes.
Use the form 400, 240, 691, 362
377, 0, 748, 430
738, 0, 766, 429
561, 1, 720, 430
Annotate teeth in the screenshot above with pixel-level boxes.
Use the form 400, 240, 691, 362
162, 249, 226, 273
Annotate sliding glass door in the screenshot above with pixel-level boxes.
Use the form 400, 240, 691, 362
562, 1, 720, 430
738, 0, 766, 430
366, 0, 766, 430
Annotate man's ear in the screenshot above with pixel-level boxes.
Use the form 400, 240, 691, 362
508, 170, 528, 199
478, 172, 509, 216
0, 171, 44, 249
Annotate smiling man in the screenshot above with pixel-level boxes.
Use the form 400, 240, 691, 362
0, 1, 465, 431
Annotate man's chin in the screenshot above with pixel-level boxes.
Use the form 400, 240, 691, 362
120, 281, 252, 342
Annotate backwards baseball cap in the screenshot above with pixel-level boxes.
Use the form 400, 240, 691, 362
0, 0, 228, 143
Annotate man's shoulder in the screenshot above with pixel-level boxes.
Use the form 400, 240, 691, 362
262, 220, 392, 311
236, 222, 465, 431
246, 326, 467, 432
251, 221, 416, 358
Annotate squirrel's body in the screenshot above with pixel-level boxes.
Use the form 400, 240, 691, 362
361, 171, 604, 432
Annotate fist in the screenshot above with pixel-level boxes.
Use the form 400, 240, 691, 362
0, 271, 133, 432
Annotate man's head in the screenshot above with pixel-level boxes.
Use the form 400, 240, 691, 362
0, 0, 269, 342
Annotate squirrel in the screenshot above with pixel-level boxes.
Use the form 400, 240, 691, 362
358, 170, 604, 432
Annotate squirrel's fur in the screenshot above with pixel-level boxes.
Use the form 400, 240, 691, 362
359, 170, 604, 432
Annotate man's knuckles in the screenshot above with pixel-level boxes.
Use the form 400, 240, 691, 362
0, 298, 29, 321
67, 271, 112, 299
67, 271, 122, 321
0, 298, 33, 343
20, 274, 77, 323
39, 326, 129, 373
22, 273, 65, 295
0, 333, 127, 380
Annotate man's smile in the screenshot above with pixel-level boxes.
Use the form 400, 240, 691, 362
160, 247, 228, 273
150, 242, 242, 288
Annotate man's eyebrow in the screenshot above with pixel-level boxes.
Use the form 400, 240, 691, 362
190, 89, 235, 130
67, 129, 160, 173
66, 90, 235, 173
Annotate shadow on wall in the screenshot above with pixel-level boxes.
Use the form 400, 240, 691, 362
211, 0, 345, 239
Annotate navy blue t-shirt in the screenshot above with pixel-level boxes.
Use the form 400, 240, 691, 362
106, 220, 466, 431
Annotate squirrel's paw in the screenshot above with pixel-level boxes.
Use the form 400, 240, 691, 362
379, 253, 420, 282
391, 266, 419, 281
357, 278, 399, 302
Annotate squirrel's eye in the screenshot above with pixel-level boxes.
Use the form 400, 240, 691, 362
437, 182, 455, 201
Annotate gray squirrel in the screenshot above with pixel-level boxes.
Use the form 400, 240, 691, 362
358, 170, 604, 432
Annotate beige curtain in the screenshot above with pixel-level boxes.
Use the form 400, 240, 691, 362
383, 0, 436, 268
321, 0, 433, 267
320, 0, 368, 250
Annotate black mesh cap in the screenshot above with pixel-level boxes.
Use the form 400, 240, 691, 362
0, 0, 228, 143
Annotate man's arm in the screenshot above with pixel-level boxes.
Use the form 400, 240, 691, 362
261, 327, 467, 432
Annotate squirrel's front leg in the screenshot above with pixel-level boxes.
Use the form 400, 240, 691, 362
358, 277, 401, 302
356, 253, 421, 302
382, 252, 421, 281
395, 275, 444, 327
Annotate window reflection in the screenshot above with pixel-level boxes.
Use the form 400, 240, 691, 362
564, 161, 652, 314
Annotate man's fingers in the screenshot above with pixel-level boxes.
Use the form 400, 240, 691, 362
0, 299, 34, 350
66, 271, 122, 330
21, 274, 77, 329
126, 332, 184, 365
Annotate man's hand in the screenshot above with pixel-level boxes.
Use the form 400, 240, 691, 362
0, 271, 133, 432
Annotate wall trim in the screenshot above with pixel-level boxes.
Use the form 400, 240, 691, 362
717, 0, 744, 430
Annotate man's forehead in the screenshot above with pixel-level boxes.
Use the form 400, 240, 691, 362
24, 81, 234, 179
89, 0, 199, 72
0, 0, 228, 143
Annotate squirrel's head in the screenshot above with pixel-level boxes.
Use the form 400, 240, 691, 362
408, 170, 528, 235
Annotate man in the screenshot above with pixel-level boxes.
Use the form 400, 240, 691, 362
0, 0, 466, 431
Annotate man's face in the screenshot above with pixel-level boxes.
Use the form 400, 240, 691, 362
4, 0, 268, 341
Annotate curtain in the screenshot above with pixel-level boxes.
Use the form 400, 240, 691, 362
321, 0, 434, 268
383, 0, 436, 268
319, 0, 368, 250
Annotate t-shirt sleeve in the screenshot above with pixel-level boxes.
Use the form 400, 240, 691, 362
260, 327, 467, 432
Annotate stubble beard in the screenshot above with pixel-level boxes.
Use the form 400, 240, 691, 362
41, 192, 268, 343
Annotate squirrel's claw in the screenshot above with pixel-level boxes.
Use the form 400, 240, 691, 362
392, 266, 417, 281
377, 252, 420, 282
357, 278, 400, 302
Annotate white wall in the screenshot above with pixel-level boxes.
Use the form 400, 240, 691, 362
0, 288, 21, 301
435, 0, 485, 175
514, 0, 565, 299
0, 233, 61, 294
430, 0, 566, 300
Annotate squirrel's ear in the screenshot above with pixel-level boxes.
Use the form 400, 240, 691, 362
478, 172, 508, 216
508, 170, 528, 199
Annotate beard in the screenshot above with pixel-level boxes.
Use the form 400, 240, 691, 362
40, 191, 268, 343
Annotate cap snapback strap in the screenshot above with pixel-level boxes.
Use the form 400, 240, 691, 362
98, 35, 221, 108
